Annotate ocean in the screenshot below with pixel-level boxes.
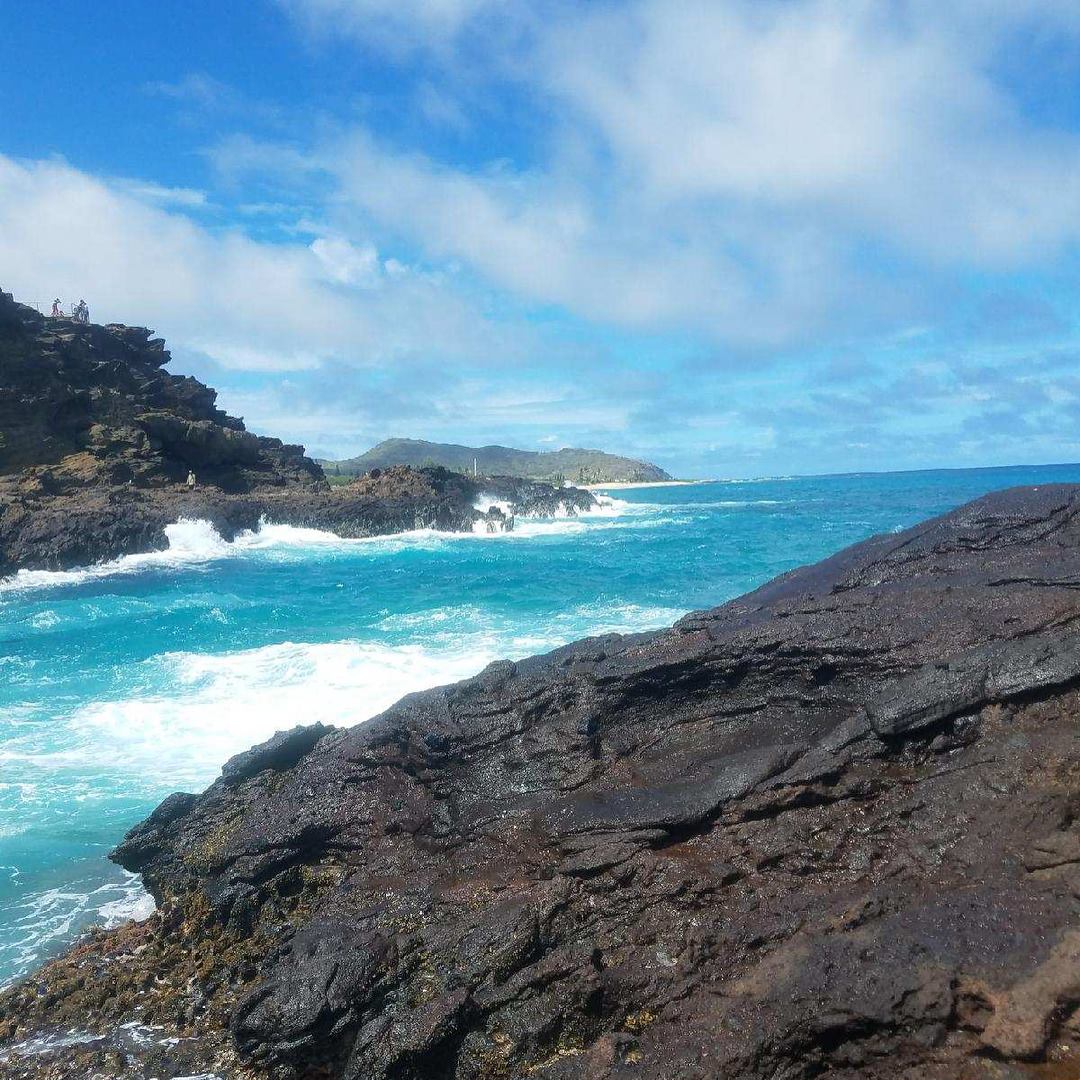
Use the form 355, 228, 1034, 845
2, 462, 1080, 986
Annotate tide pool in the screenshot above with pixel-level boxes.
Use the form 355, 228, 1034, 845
2, 463, 1080, 984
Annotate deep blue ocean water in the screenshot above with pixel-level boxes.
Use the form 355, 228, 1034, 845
3, 462, 1080, 985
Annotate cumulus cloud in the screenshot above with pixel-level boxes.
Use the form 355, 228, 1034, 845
270, 0, 1080, 350
329, 132, 759, 336
0, 153, 526, 372
310, 236, 382, 287
556, 0, 1080, 264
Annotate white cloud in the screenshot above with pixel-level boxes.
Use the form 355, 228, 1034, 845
0, 154, 525, 372
280, 0, 512, 55
310, 236, 381, 287
546, 0, 1080, 264
261, 0, 1080, 349
111, 178, 209, 209
328, 131, 781, 341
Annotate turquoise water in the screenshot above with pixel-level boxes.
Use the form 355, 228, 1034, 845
2, 463, 1080, 985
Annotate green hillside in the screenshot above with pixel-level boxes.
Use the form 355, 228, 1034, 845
320, 438, 671, 484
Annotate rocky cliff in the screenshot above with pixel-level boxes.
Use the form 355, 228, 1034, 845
0, 290, 594, 574
0, 290, 322, 489
2, 483, 1079, 1078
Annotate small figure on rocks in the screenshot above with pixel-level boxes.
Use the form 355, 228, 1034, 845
50, 298, 63, 317
74, 299, 89, 323
186, 470, 196, 491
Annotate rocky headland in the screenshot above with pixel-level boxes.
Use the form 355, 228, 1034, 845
0, 289, 594, 576
2, 482, 1080, 1078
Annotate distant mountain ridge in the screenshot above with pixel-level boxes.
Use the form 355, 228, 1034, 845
322, 438, 672, 483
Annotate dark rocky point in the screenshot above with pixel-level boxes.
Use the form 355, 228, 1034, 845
2, 482, 1080, 1078
0, 288, 594, 576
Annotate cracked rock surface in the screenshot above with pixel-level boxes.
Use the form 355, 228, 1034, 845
2, 483, 1080, 1078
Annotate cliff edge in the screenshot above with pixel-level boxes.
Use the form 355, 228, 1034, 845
0, 289, 323, 489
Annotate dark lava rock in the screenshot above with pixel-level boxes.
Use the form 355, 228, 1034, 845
3, 483, 1080, 1077
0, 289, 594, 574
0, 289, 322, 489
476, 473, 595, 518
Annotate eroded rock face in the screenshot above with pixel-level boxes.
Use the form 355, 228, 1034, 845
0, 290, 322, 489
0, 290, 594, 574
4, 494, 1080, 1078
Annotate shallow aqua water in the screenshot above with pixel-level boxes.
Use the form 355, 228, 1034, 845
2, 463, 1080, 984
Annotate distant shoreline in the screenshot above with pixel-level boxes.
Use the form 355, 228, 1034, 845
582, 479, 710, 490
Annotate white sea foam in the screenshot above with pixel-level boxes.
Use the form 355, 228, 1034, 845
0, 1023, 203, 1063
533, 494, 632, 520
0, 870, 152, 987
0, 519, 232, 594
471, 494, 516, 533
235, 521, 346, 547
0, 517, 450, 595
0, 1030, 101, 1059
586, 494, 632, 516
0, 495, 648, 594
56, 640, 495, 790
469, 492, 635, 534
24, 595, 685, 793
472, 494, 515, 516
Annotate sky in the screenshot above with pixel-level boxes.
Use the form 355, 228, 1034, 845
2, 1, 1080, 477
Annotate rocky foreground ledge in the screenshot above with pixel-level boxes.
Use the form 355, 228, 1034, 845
0, 289, 593, 575
3, 484, 1080, 1079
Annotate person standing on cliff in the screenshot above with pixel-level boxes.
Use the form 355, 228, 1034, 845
186, 470, 197, 491
75, 300, 89, 323
50, 299, 63, 317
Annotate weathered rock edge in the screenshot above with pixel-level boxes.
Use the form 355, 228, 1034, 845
3, 483, 1080, 1079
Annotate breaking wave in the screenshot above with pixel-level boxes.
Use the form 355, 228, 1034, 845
0, 870, 153, 987
0, 496, 655, 594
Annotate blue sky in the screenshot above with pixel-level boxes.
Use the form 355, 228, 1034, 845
3, 0, 1080, 477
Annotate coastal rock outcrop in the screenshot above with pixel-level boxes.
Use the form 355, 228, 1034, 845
0, 289, 594, 575
3, 483, 1080, 1078
0, 290, 321, 490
